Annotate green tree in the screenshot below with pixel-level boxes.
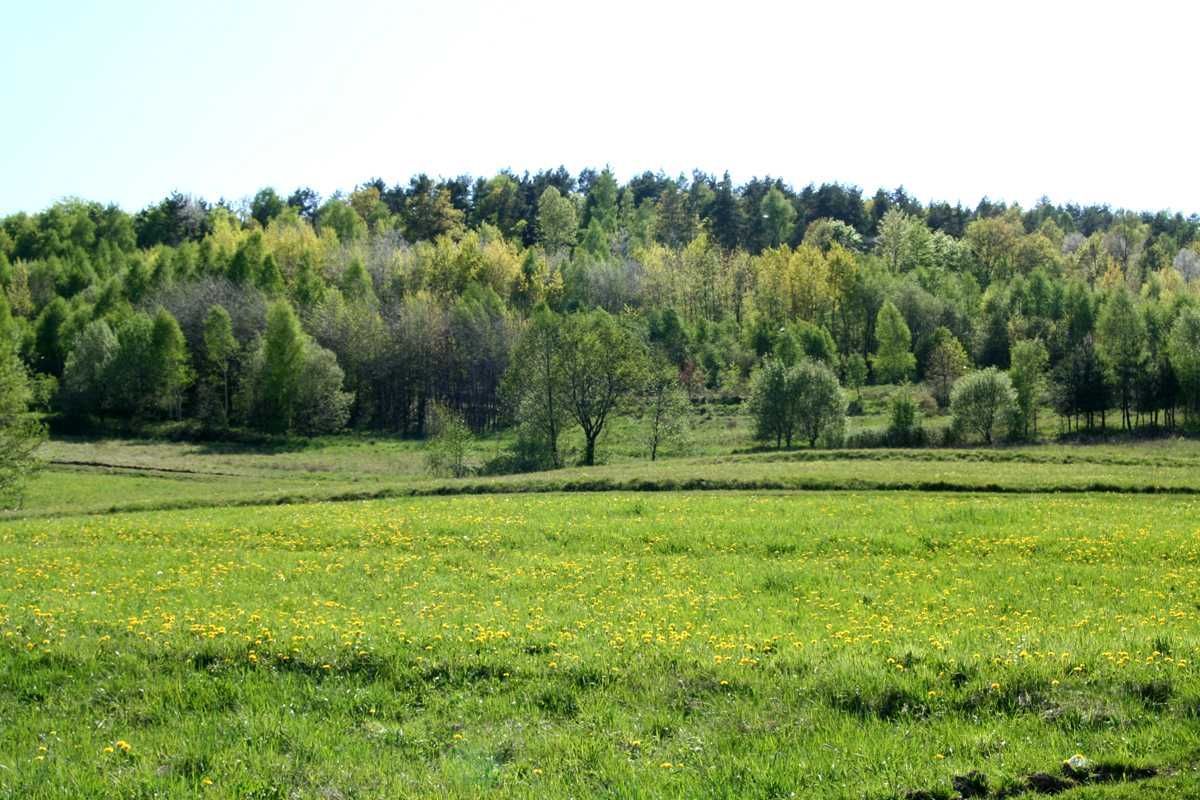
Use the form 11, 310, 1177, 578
317, 198, 368, 244
150, 307, 192, 419
0, 340, 44, 509
584, 169, 619, 235
107, 313, 157, 417
792, 359, 846, 447
1169, 307, 1200, 426
559, 310, 648, 466
202, 305, 238, 424
844, 352, 868, 409
887, 388, 922, 446
1095, 288, 1146, 430
1009, 339, 1049, 438
536, 186, 578, 255
749, 358, 794, 448
255, 301, 305, 433
250, 188, 285, 228
403, 185, 465, 242
292, 251, 327, 309
871, 300, 916, 384
875, 208, 933, 273
643, 361, 691, 461
228, 231, 265, 285
292, 344, 353, 435
951, 367, 1015, 444
425, 402, 473, 477
33, 297, 70, 376
61, 319, 118, 413
925, 328, 969, 410
339, 257, 377, 305
749, 358, 845, 448
503, 306, 569, 468
256, 253, 285, 296
760, 186, 796, 249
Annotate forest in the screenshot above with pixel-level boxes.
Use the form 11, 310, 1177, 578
2, 168, 1200, 470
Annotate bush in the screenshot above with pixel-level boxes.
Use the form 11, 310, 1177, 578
950, 368, 1016, 445
425, 403, 473, 478
886, 389, 924, 446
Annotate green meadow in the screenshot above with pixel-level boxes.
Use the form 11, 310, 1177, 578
3, 464, 1200, 797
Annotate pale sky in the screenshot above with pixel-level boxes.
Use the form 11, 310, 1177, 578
2, 0, 1197, 216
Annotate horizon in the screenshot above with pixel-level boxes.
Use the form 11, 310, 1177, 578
11, 167, 1200, 221
3, 0, 1198, 217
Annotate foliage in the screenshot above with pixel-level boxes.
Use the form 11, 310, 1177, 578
201, 305, 237, 425
557, 310, 649, 465
1009, 339, 1049, 439
886, 388, 923, 446
0, 341, 44, 509
951, 367, 1016, 444
4, 173, 1200, 450
424, 402, 473, 477
793, 359, 846, 447
749, 358, 844, 448
925, 327, 969, 410
642, 362, 691, 461
871, 300, 916, 384
1169, 307, 1200, 425
1096, 288, 1146, 430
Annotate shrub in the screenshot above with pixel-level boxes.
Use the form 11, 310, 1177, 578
950, 368, 1016, 445
425, 403, 473, 478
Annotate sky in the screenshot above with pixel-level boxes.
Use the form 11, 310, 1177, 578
2, 0, 1197, 216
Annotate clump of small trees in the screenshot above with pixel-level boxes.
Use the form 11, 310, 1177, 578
748, 358, 846, 448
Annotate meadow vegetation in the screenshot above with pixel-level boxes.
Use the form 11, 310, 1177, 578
3, 491, 1199, 798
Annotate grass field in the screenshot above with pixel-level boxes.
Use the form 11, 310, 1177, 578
3, 489, 1200, 798
12, 433, 1200, 521
5, 426, 1200, 797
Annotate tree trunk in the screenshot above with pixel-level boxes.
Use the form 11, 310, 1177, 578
584, 436, 596, 466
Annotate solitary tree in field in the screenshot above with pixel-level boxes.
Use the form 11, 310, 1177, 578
559, 310, 648, 466
1096, 288, 1146, 430
642, 360, 690, 461
749, 358, 795, 448
925, 328, 969, 410
792, 359, 846, 447
1009, 339, 1048, 438
425, 402, 473, 477
951, 367, 1015, 444
871, 300, 916, 384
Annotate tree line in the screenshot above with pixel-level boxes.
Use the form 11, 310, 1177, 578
2, 167, 1200, 477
